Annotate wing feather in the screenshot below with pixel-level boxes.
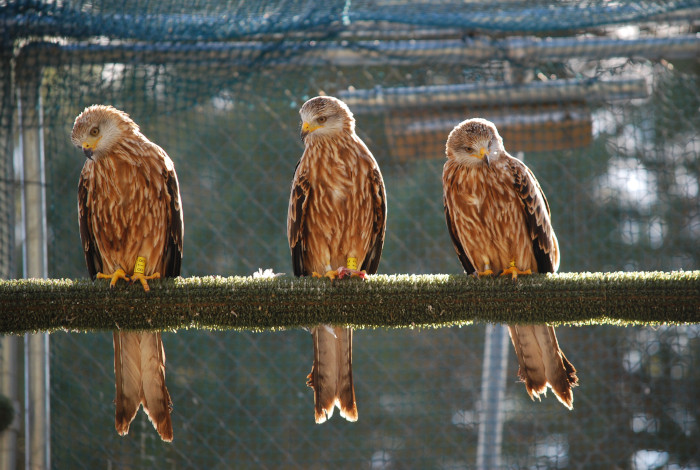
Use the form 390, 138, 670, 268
78, 171, 102, 280
509, 156, 559, 273
444, 197, 476, 275
442, 162, 477, 274
163, 162, 184, 277
360, 168, 386, 275
287, 161, 311, 276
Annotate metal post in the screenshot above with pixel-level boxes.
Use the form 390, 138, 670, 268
17, 71, 50, 470
0, 45, 19, 470
476, 324, 510, 469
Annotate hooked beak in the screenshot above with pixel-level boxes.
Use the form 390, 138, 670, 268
300, 121, 322, 141
479, 147, 490, 167
81, 136, 100, 160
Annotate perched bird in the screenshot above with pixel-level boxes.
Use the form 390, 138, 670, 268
72, 105, 183, 441
287, 96, 387, 423
442, 118, 578, 409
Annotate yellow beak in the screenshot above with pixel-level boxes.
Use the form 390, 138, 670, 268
479, 147, 491, 167
470, 147, 490, 166
300, 121, 322, 140
81, 135, 101, 150
81, 136, 101, 160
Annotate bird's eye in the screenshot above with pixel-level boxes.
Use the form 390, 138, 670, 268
317, 116, 327, 124
89, 127, 99, 137
465, 146, 474, 153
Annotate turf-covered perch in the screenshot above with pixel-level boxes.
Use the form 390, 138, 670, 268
1, 271, 698, 335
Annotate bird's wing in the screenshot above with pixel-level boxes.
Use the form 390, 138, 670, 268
360, 167, 386, 275
287, 160, 311, 276
442, 161, 477, 274
78, 169, 103, 280
509, 156, 559, 273
508, 155, 576, 409
160, 148, 184, 278
444, 196, 476, 275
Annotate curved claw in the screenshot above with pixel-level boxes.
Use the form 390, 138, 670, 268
311, 268, 367, 280
500, 261, 531, 280
312, 270, 339, 280
96, 269, 130, 287
336, 267, 367, 280
129, 272, 160, 292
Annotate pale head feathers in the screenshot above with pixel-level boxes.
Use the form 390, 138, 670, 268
299, 96, 356, 142
446, 117, 505, 167
71, 105, 142, 160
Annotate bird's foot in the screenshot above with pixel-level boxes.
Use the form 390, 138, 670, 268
336, 266, 367, 280
311, 268, 366, 280
477, 269, 494, 277
337, 257, 366, 279
312, 258, 367, 280
96, 268, 130, 287
129, 272, 160, 292
500, 261, 531, 280
312, 270, 341, 280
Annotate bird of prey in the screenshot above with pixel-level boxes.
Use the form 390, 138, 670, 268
72, 105, 183, 441
287, 96, 387, 423
442, 118, 578, 409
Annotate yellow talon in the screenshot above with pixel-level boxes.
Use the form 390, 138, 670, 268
312, 270, 340, 280
129, 272, 160, 292
500, 261, 532, 280
312, 266, 366, 280
96, 268, 130, 287
476, 263, 494, 276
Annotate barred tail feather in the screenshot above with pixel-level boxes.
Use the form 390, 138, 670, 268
140, 332, 173, 442
114, 332, 142, 436
113, 331, 173, 441
336, 327, 358, 422
307, 326, 357, 423
509, 325, 578, 410
509, 325, 548, 399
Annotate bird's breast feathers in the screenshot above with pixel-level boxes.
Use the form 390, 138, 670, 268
83, 148, 173, 275
445, 158, 535, 273
294, 135, 379, 270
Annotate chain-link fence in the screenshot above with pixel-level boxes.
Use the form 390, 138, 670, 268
2, 1, 699, 468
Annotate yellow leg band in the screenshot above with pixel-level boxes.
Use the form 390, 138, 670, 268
346, 257, 358, 270
134, 256, 146, 275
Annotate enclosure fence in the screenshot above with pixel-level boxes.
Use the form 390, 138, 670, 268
1, 1, 700, 469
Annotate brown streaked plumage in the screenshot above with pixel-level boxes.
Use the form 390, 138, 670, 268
442, 117, 578, 409
287, 96, 386, 423
72, 104, 183, 441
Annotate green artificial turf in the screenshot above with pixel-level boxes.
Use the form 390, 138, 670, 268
1, 271, 698, 335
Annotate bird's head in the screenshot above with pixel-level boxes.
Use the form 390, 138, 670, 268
299, 96, 355, 143
446, 118, 504, 167
71, 105, 138, 161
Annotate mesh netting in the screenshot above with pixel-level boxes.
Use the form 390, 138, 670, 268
48, 326, 700, 469
2, 0, 700, 468
4, 0, 699, 38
